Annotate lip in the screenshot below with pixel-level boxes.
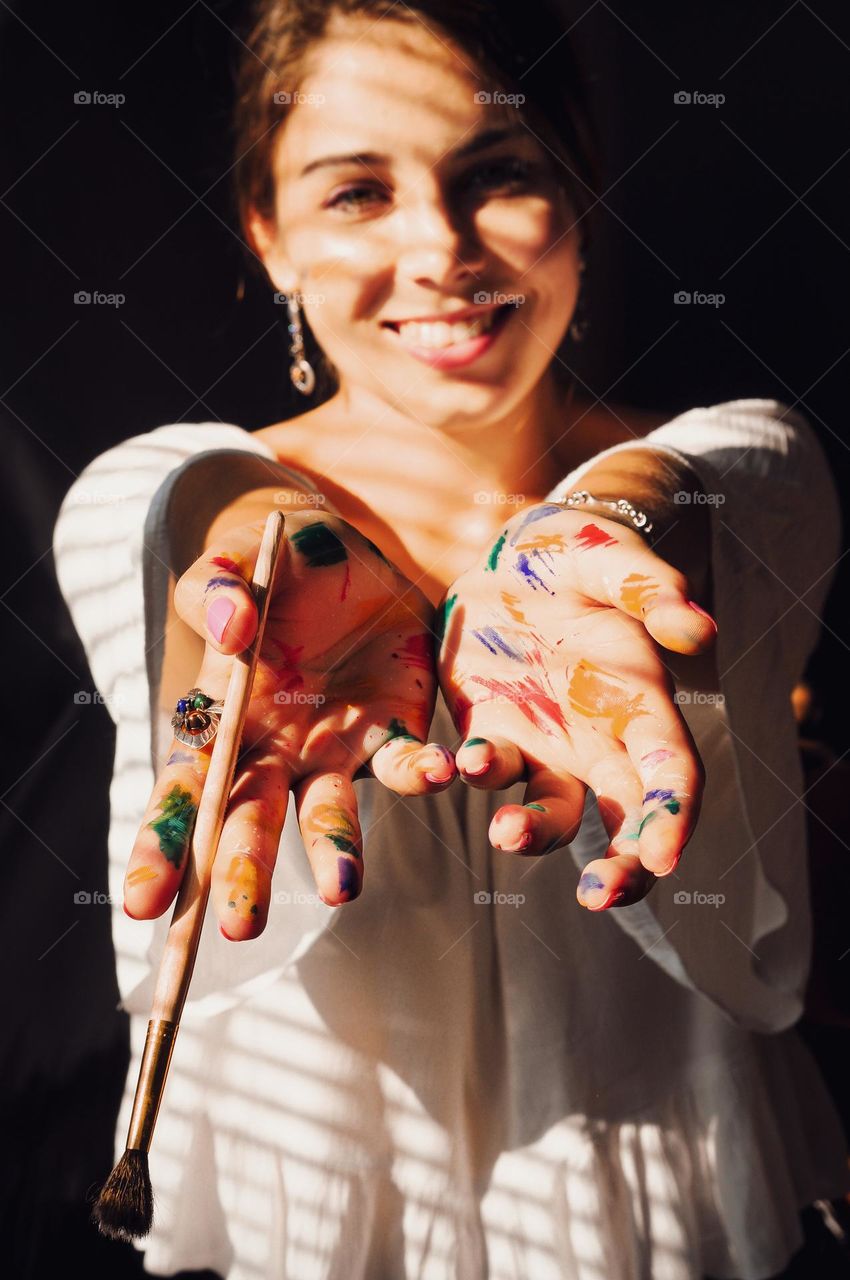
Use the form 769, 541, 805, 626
381, 301, 500, 328
382, 301, 518, 371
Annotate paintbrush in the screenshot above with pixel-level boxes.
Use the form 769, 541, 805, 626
91, 509, 286, 1241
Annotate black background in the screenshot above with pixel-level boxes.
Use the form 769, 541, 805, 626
1, 2, 849, 1275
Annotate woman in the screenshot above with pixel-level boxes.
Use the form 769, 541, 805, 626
53, 1, 848, 1276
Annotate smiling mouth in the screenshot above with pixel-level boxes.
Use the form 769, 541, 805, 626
381, 300, 520, 350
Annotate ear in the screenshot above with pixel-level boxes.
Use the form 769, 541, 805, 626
245, 206, 298, 294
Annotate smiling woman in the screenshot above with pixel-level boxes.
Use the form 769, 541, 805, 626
50, 1, 850, 1278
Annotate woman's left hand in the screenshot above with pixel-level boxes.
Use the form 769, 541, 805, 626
436, 502, 717, 910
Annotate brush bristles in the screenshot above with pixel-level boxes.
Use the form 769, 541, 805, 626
91, 1148, 154, 1241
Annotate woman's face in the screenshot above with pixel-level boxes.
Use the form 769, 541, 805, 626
253, 12, 583, 434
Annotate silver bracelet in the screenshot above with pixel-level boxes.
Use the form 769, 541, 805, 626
557, 489, 654, 536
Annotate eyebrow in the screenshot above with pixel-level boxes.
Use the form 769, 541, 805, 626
298, 125, 525, 179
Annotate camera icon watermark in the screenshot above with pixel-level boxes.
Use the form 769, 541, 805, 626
65, 487, 126, 506
274, 490, 326, 507
673, 490, 726, 505
673, 691, 725, 707
473, 490, 526, 506
272, 90, 325, 106
473, 90, 526, 106
673, 291, 725, 308
74, 889, 118, 905
74, 290, 126, 308
73, 689, 125, 707
473, 890, 526, 907
273, 291, 325, 307
273, 889, 325, 906
673, 889, 726, 907
272, 690, 327, 706
74, 90, 126, 107
472, 290, 525, 307
673, 90, 725, 108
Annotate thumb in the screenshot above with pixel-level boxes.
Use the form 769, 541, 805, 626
174, 532, 283, 653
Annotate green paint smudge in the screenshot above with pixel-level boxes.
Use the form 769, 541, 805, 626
486, 533, 506, 572
148, 784, 197, 869
524, 803, 547, 812
434, 592, 458, 651
291, 522, 347, 567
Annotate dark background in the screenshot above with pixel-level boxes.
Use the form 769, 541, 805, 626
2, 2, 849, 1276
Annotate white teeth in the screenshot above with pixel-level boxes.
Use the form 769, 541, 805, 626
394, 307, 499, 349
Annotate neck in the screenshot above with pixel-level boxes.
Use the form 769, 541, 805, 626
328, 370, 571, 503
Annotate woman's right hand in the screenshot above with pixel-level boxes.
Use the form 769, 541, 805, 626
123, 510, 455, 932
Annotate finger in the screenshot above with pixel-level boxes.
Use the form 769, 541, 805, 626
174, 523, 290, 654
488, 766, 585, 855
124, 739, 213, 919
294, 769, 364, 906
369, 732, 456, 794
558, 515, 717, 655
620, 706, 704, 877
210, 746, 291, 940
576, 754, 658, 910
452, 704, 527, 791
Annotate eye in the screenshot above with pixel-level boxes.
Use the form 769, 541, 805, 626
324, 184, 389, 213
465, 157, 534, 193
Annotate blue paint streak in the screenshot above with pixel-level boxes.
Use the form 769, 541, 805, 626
205, 575, 239, 592
578, 872, 605, 895
472, 626, 525, 661
508, 503, 564, 546
644, 788, 675, 803
514, 552, 555, 594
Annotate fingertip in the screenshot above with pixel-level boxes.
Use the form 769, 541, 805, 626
206, 596, 258, 652
644, 599, 717, 654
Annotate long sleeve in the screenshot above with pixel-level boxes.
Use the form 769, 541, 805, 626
546, 398, 841, 1031
52, 422, 333, 1013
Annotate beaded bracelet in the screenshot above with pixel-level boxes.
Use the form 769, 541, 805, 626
557, 489, 654, 536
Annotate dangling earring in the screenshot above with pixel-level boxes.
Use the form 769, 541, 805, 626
286, 291, 316, 396
569, 252, 589, 343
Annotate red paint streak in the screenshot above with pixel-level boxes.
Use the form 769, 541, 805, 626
573, 522, 618, 551
268, 638, 305, 688
397, 632, 433, 671
340, 562, 351, 601
210, 555, 241, 574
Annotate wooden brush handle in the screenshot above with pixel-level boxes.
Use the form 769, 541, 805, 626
150, 509, 286, 1023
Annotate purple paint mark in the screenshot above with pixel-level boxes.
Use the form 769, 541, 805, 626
337, 857, 359, 901
644, 788, 675, 803
508, 504, 563, 546
166, 750, 197, 766
641, 749, 674, 768
514, 552, 555, 595
472, 626, 526, 661
204, 575, 239, 593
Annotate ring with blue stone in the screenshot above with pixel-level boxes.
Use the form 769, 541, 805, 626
171, 687, 225, 748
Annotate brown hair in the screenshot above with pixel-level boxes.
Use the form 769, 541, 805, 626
231, 0, 600, 392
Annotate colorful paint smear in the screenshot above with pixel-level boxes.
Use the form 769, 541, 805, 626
127, 864, 159, 887
147, 784, 197, 869
508, 504, 563, 546
486, 533, 506, 572
310, 803, 362, 858
434, 592, 458, 651
572, 523, 618, 552
394, 632, 432, 671
567, 660, 647, 738
225, 854, 261, 920
291, 522, 347, 567
472, 626, 526, 662
337, 856, 360, 901
210, 555, 242, 575
620, 573, 660, 616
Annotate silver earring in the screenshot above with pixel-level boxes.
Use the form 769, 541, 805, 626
570, 253, 589, 342
286, 292, 316, 396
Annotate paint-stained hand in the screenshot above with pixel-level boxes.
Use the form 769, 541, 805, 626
437, 505, 717, 911
124, 512, 455, 931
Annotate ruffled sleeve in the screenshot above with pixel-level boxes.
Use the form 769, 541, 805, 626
52, 422, 337, 1015
546, 398, 841, 1032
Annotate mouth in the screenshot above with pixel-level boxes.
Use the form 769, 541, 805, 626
380, 300, 521, 367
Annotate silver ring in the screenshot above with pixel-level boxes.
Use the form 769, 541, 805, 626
172, 687, 224, 748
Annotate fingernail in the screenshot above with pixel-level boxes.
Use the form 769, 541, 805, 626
687, 600, 717, 632
219, 923, 234, 940
207, 596, 236, 643
425, 771, 451, 785
578, 872, 607, 906
123, 902, 139, 919
462, 760, 491, 777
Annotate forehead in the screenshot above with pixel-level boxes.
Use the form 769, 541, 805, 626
274, 13, 518, 176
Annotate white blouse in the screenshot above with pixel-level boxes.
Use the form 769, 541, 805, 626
53, 399, 849, 1280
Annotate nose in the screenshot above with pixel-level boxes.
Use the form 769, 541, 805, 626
393, 195, 485, 289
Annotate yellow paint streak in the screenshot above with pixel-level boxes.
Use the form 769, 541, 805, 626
513, 531, 570, 555
620, 573, 660, 617
225, 854, 263, 921
127, 864, 159, 886
567, 659, 647, 737
500, 590, 529, 624
309, 804, 357, 841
